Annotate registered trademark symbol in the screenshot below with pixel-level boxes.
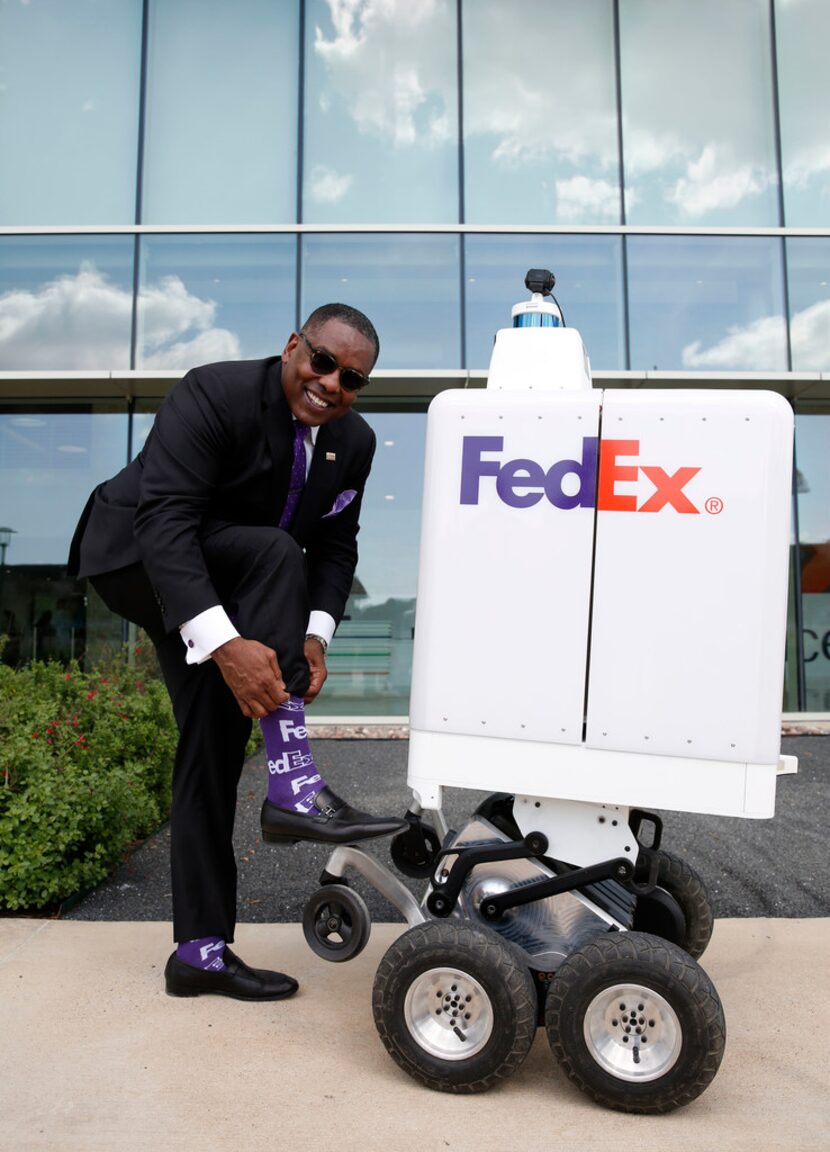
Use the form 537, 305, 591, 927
705, 497, 724, 515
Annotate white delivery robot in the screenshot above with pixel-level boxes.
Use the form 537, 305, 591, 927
301, 270, 796, 1114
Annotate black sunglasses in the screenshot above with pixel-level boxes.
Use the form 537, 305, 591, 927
298, 331, 371, 392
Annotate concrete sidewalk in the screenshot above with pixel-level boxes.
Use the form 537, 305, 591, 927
1, 917, 828, 1152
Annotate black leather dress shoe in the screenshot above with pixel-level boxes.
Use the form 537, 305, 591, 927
164, 948, 298, 1001
261, 786, 407, 846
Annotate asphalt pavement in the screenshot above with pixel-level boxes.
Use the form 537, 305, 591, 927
64, 733, 829, 929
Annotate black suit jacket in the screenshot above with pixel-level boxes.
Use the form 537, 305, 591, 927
68, 357, 376, 633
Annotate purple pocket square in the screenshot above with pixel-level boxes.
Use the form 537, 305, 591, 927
322, 489, 357, 518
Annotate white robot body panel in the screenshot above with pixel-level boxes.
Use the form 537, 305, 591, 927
409, 387, 600, 748
408, 326, 793, 820
487, 326, 592, 392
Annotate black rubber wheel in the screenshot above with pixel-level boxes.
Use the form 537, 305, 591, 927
545, 931, 726, 1114
390, 823, 442, 879
302, 884, 370, 963
372, 920, 537, 1093
633, 850, 714, 960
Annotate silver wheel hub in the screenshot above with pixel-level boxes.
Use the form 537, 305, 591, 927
404, 967, 493, 1060
584, 982, 682, 1082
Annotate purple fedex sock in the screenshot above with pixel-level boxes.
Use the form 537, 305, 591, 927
261, 696, 326, 815
176, 936, 226, 971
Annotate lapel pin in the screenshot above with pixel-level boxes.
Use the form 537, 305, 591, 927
326, 451, 336, 461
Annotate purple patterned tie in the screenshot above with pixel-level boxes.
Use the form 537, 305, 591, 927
279, 421, 309, 529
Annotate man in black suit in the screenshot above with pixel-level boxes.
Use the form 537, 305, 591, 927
69, 303, 405, 1001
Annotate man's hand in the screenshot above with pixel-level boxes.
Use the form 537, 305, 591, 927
303, 636, 328, 705
212, 637, 289, 718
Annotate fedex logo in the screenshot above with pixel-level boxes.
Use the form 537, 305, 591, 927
460, 436, 701, 513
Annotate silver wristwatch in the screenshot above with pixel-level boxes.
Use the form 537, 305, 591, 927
305, 633, 329, 653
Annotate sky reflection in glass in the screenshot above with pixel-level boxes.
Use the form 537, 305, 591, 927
620, 0, 779, 227
0, 408, 128, 565
136, 235, 296, 368
777, 0, 830, 227
0, 237, 134, 371
355, 411, 426, 604
628, 236, 787, 372
465, 234, 625, 370
303, 0, 458, 224
0, 0, 141, 225
786, 239, 830, 372
302, 234, 460, 369
142, 0, 298, 224
463, 0, 619, 225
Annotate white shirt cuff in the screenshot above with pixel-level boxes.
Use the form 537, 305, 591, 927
307, 610, 336, 648
180, 606, 240, 665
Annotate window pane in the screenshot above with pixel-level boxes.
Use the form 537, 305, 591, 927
322, 411, 426, 716
142, 0, 298, 223
0, 406, 129, 666
628, 236, 787, 372
777, 0, 830, 226
301, 234, 460, 369
795, 414, 830, 711
0, 0, 141, 225
132, 409, 157, 460
136, 235, 296, 368
302, 0, 458, 223
464, 234, 625, 370
620, 0, 779, 226
786, 239, 830, 372
463, 0, 620, 225
0, 237, 135, 370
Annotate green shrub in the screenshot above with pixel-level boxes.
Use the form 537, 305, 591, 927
0, 655, 178, 911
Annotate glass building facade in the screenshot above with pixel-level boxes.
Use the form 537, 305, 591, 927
1, 0, 828, 715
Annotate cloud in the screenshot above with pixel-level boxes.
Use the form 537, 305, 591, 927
316, 0, 782, 230
785, 141, 830, 194
463, 10, 618, 174
315, 0, 445, 59
555, 176, 620, 221
139, 273, 241, 368
313, 0, 455, 150
624, 129, 772, 218
623, 127, 687, 177
307, 164, 354, 204
143, 327, 241, 370
0, 264, 240, 370
681, 314, 787, 371
666, 144, 767, 217
0, 265, 133, 369
311, 0, 622, 200
313, 0, 364, 57
615, 3, 784, 221
478, 99, 616, 172
791, 299, 830, 370
680, 299, 830, 371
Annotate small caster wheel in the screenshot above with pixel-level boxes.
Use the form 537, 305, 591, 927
632, 850, 714, 959
390, 822, 441, 878
302, 884, 371, 963
372, 921, 537, 1093
545, 931, 726, 1114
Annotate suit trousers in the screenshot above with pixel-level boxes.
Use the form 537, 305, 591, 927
92, 524, 312, 943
